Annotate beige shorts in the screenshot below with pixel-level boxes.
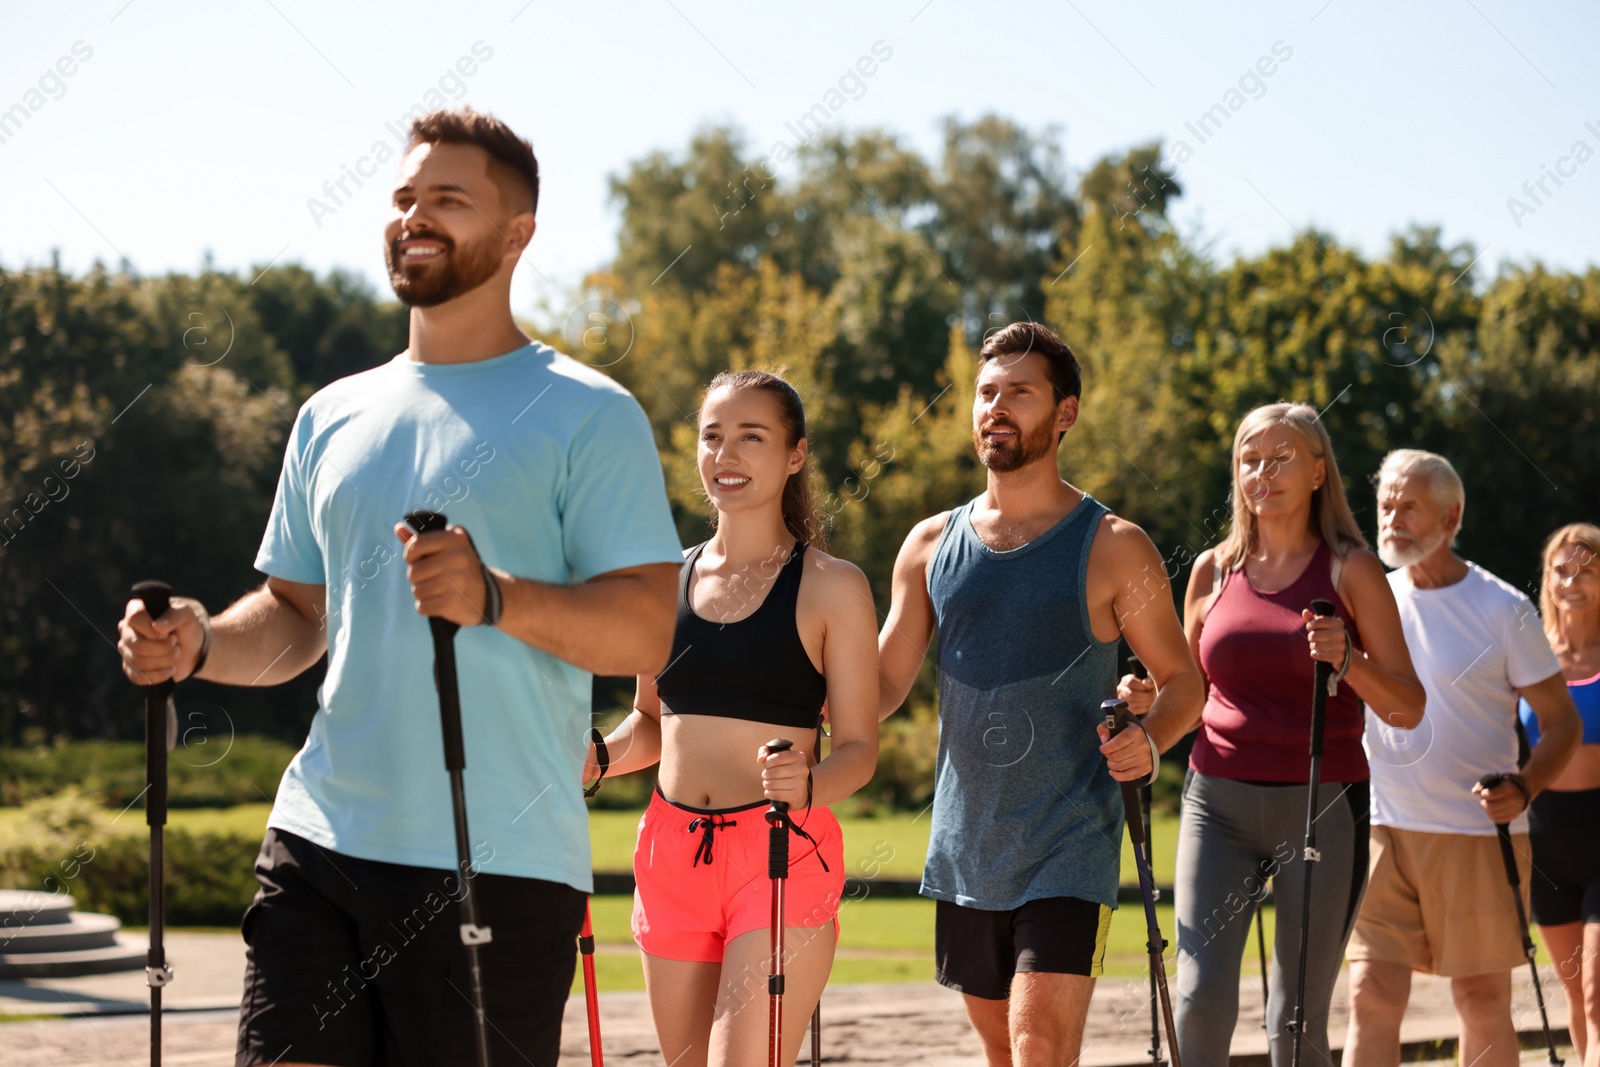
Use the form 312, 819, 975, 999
1348, 824, 1531, 977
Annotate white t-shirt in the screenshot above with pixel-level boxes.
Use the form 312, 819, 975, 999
1365, 561, 1560, 835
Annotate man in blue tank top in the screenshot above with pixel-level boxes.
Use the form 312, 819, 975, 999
879, 321, 1204, 1066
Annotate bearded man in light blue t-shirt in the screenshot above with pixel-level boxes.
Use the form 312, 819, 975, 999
116, 108, 682, 1067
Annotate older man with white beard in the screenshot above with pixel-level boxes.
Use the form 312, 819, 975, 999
1343, 449, 1580, 1067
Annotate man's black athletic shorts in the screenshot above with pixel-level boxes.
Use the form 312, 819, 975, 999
933, 895, 1112, 1000
235, 828, 586, 1067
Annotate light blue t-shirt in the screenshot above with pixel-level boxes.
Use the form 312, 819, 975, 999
254, 342, 682, 891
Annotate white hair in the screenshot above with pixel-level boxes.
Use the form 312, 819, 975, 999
1376, 449, 1465, 546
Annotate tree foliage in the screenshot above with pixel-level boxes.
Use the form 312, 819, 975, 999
3, 115, 1597, 746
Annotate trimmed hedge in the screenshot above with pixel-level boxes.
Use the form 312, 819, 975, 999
0, 736, 298, 809
0, 790, 260, 926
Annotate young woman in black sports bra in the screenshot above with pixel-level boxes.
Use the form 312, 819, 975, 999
584, 369, 880, 1067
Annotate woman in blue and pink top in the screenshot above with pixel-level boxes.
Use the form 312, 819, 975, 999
1520, 522, 1600, 1067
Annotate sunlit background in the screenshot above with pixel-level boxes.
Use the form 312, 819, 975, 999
3, 0, 1597, 320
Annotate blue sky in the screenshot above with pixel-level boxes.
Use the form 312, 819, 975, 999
3, 0, 1596, 328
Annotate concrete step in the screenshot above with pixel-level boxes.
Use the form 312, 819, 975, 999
0, 889, 76, 927
0, 935, 148, 979
1, 912, 123, 954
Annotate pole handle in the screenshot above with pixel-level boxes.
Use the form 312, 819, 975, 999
1102, 700, 1147, 848
1477, 773, 1524, 886
132, 581, 176, 824
405, 509, 460, 646
1308, 598, 1336, 758
764, 739, 793, 878
405, 511, 468, 773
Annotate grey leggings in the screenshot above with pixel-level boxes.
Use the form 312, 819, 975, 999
1174, 769, 1370, 1067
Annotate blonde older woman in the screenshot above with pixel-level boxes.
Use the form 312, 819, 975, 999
1121, 403, 1423, 1067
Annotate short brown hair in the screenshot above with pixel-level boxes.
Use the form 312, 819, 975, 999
978, 321, 1083, 403
408, 107, 540, 216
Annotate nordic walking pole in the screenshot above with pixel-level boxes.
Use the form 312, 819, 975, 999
762, 737, 832, 1067
1477, 773, 1564, 1067
1289, 598, 1337, 1067
132, 580, 178, 1067
764, 738, 795, 1067
1255, 863, 1271, 1032
761, 738, 824, 1067
404, 509, 493, 1067
579, 900, 604, 1067
1105, 699, 1181, 1067
1127, 654, 1163, 1067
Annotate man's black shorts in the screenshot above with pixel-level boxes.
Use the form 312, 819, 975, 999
934, 895, 1112, 1001
235, 828, 586, 1067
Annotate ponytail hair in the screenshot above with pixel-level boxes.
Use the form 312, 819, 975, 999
703, 369, 829, 552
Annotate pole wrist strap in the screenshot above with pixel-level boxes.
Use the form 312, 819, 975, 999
584, 728, 610, 798
479, 564, 503, 627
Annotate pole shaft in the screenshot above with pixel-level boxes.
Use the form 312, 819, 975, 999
769, 876, 786, 1067
406, 513, 492, 1067
1494, 820, 1563, 1065
1292, 601, 1336, 1067
1141, 785, 1161, 1066
1256, 904, 1270, 1031
581, 902, 603, 1067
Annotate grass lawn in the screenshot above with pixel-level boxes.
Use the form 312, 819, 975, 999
578, 895, 1266, 992
0, 802, 277, 835
117, 804, 1182, 889
9, 799, 1406, 995
587, 808, 1183, 888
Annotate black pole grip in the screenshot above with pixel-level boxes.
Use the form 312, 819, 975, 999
134, 580, 172, 623
404, 511, 467, 772
404, 510, 460, 646
1308, 599, 1336, 759
1128, 653, 1149, 682
765, 739, 794, 879
1477, 773, 1524, 886
1102, 699, 1147, 848
133, 581, 174, 827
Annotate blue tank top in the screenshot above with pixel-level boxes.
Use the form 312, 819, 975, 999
923, 492, 1121, 910
1520, 671, 1600, 747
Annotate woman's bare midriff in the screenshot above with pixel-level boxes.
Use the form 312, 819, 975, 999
657, 710, 818, 809
1545, 742, 1600, 793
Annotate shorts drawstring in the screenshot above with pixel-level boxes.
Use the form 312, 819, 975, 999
687, 814, 738, 867
684, 809, 832, 874
770, 810, 831, 874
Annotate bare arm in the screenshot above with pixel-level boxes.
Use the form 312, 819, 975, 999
1107, 525, 1204, 753
1181, 548, 1218, 698
585, 673, 665, 784
1115, 547, 1217, 730
877, 514, 946, 721
495, 563, 678, 676
766, 560, 880, 808
117, 576, 328, 688
1513, 672, 1581, 799
1325, 549, 1425, 729
393, 521, 679, 676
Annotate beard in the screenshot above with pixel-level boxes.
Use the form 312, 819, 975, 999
973, 417, 1058, 473
1379, 525, 1449, 569
385, 230, 504, 308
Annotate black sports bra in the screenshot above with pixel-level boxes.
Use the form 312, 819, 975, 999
654, 541, 827, 730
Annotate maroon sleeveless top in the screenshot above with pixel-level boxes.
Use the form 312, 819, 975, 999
1191, 541, 1368, 783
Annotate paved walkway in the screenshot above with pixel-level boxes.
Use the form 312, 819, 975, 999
0, 933, 1574, 1066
